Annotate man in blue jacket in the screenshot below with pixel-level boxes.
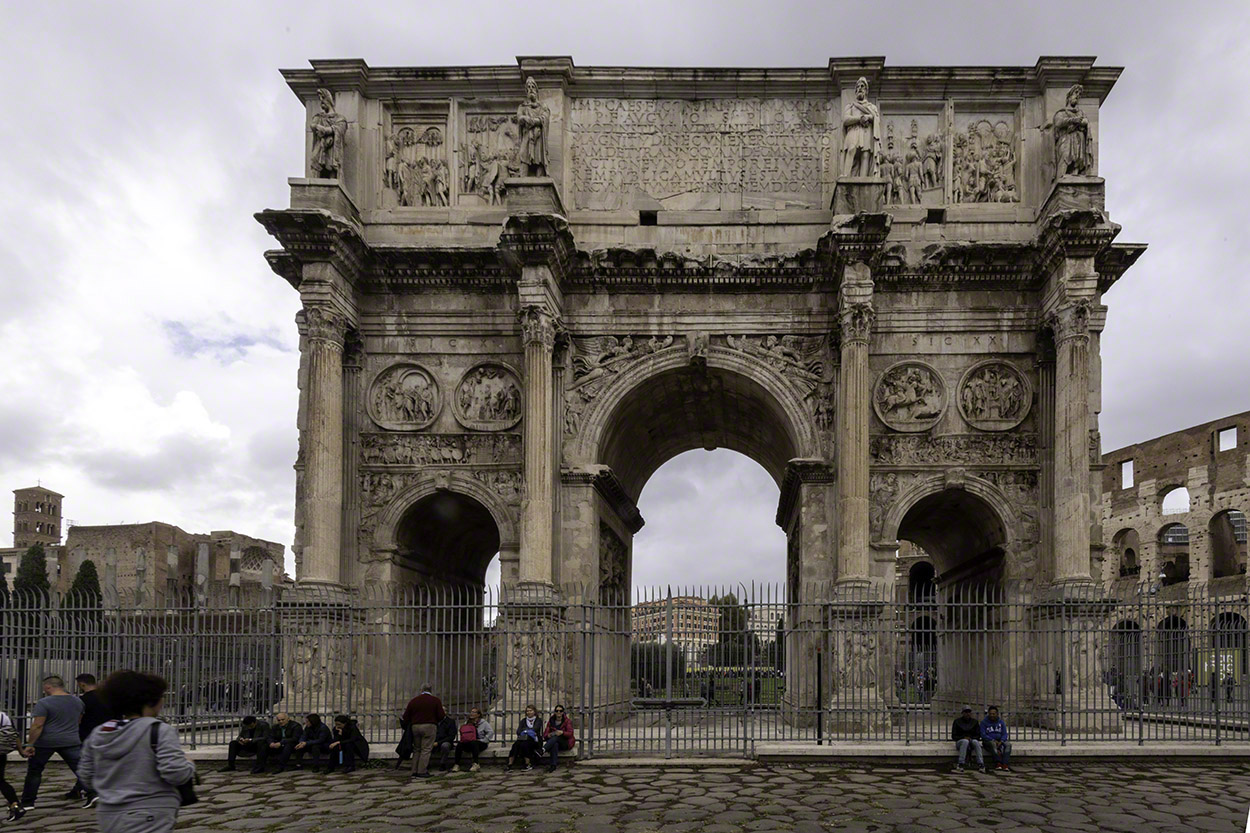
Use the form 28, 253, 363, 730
979, 705, 1011, 771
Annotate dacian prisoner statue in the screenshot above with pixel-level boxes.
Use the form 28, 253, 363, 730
516, 77, 550, 177
840, 76, 879, 177
309, 88, 347, 179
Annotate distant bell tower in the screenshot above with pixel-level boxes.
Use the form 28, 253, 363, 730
13, 486, 63, 549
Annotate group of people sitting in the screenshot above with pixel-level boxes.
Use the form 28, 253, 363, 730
224, 712, 369, 773
949, 705, 1012, 772
400, 685, 574, 776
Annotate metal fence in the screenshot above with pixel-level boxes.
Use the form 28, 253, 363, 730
1, 580, 1247, 756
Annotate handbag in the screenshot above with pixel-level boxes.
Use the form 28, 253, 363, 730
149, 722, 198, 806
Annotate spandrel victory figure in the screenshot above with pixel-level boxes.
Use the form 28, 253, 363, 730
310, 88, 347, 179
516, 77, 550, 177
840, 76, 880, 178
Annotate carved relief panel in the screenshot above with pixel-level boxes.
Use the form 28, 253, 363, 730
957, 361, 1032, 431
873, 361, 947, 433
880, 114, 944, 207
367, 363, 441, 430
459, 112, 519, 206
564, 335, 678, 437
385, 125, 450, 207
454, 363, 522, 431
952, 112, 1020, 204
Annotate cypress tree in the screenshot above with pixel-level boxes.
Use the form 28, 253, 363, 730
13, 544, 50, 601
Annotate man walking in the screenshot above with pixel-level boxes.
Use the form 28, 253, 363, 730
19, 675, 86, 811
401, 684, 445, 778
66, 673, 109, 804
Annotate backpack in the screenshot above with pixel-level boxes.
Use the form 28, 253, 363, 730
459, 723, 478, 743
0, 714, 17, 755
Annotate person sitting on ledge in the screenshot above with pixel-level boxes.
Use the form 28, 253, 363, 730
283, 713, 331, 771
451, 708, 493, 772
506, 705, 542, 771
542, 704, 575, 773
261, 713, 300, 773
323, 715, 367, 774
979, 705, 1011, 772
951, 706, 984, 773
223, 715, 269, 773
433, 712, 458, 772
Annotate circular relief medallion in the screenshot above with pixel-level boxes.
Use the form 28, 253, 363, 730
454, 363, 523, 431
957, 360, 1032, 431
367, 363, 441, 431
873, 361, 947, 433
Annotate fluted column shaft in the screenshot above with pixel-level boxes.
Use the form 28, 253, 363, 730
302, 306, 347, 586
836, 264, 875, 588
519, 305, 558, 587
1050, 300, 1093, 586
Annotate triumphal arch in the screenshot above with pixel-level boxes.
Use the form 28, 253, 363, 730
258, 56, 1144, 736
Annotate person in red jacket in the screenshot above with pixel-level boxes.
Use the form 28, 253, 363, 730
541, 705, 575, 773
401, 684, 445, 778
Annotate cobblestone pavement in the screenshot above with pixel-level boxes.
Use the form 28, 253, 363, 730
11, 760, 1250, 832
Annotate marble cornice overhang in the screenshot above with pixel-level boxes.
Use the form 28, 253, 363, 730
874, 241, 1041, 289
561, 465, 644, 534
256, 208, 368, 288
567, 247, 835, 291
497, 213, 576, 280
367, 246, 511, 291
281, 56, 1121, 103
1094, 243, 1147, 294
1035, 209, 1122, 277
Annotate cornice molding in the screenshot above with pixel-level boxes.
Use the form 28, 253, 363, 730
776, 458, 836, 530
561, 465, 644, 534
1094, 243, 1147, 294
255, 209, 369, 288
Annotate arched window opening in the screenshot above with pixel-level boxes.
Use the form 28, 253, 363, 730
1161, 486, 1191, 516
1210, 510, 1247, 579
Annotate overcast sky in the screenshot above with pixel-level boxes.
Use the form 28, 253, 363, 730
1, 1, 1247, 588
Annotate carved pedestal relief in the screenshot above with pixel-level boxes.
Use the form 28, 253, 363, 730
385, 125, 450, 207
368, 363, 440, 431
454, 364, 522, 431
599, 522, 627, 604
873, 361, 946, 432
958, 361, 1032, 431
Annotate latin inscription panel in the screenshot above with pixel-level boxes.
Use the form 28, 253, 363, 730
569, 98, 837, 211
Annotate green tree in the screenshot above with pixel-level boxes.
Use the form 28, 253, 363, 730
701, 594, 759, 667
13, 544, 50, 601
630, 641, 687, 694
68, 559, 102, 607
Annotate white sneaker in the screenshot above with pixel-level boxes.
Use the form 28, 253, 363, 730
450, 765, 460, 772
469, 763, 480, 772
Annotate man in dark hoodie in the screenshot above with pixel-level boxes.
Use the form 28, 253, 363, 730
283, 713, 332, 771
432, 713, 458, 772
951, 706, 985, 773
77, 670, 196, 833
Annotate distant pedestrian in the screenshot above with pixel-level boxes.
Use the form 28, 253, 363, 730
68, 673, 111, 801
402, 684, 446, 778
19, 675, 90, 811
78, 670, 196, 833
1225, 672, 1236, 704
951, 707, 984, 773
542, 705, 575, 773
0, 710, 23, 821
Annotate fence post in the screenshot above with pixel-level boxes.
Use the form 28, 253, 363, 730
664, 586, 673, 760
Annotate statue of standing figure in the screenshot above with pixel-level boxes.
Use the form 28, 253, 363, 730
310, 88, 347, 178
840, 76, 880, 178
516, 77, 550, 177
1051, 83, 1093, 177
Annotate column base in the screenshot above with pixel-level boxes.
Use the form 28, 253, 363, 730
827, 691, 892, 733
832, 177, 886, 215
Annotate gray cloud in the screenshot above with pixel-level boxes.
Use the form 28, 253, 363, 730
1, 1, 1246, 585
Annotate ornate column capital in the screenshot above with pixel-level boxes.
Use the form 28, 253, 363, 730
839, 302, 876, 345
1047, 299, 1091, 346
302, 305, 351, 350
519, 304, 559, 349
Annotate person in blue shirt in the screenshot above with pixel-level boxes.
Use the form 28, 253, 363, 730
979, 705, 1011, 771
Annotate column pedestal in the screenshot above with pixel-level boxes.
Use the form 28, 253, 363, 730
826, 600, 892, 733
1021, 595, 1123, 734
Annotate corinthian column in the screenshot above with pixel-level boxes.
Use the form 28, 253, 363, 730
836, 263, 875, 591
301, 305, 348, 587
1049, 300, 1094, 589
519, 305, 558, 591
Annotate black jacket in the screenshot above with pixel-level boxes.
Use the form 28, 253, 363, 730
434, 715, 458, 746
237, 719, 270, 743
79, 690, 111, 741
333, 719, 369, 761
951, 716, 981, 741
301, 722, 332, 747
269, 721, 301, 744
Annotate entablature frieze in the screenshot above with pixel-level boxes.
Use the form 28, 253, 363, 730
869, 432, 1039, 468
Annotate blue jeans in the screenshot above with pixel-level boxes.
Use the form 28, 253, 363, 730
543, 735, 569, 766
21, 745, 81, 806
984, 738, 1011, 766
955, 738, 983, 767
